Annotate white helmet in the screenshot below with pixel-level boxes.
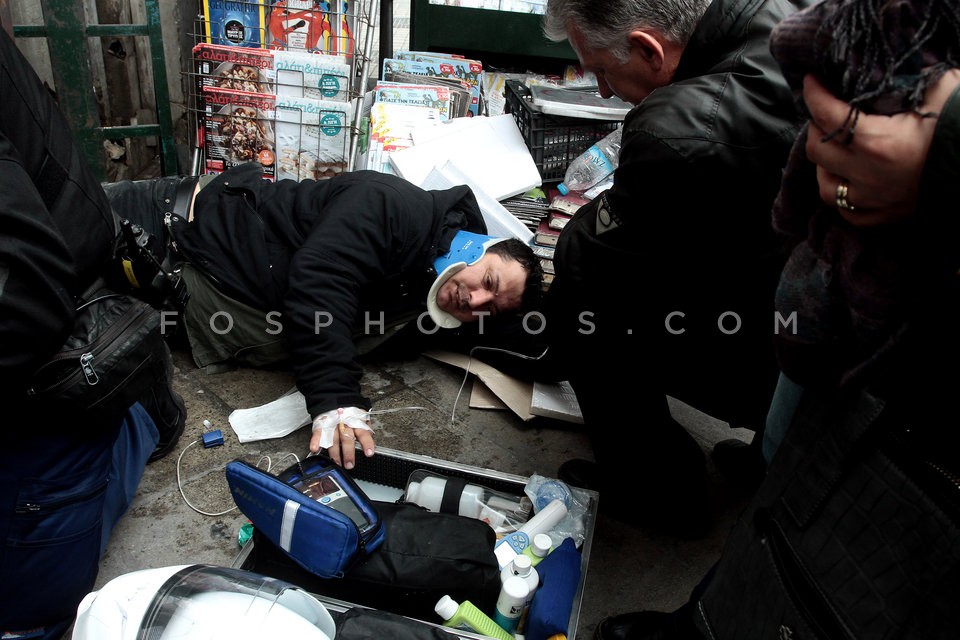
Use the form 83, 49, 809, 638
72, 564, 336, 640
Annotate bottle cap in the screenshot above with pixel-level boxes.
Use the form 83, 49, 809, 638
512, 554, 532, 574
531, 533, 553, 557
435, 595, 458, 620
502, 575, 530, 600
557, 182, 570, 195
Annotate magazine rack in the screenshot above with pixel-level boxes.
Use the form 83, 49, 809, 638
190, 0, 379, 177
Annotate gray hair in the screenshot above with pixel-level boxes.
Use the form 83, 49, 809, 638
543, 0, 712, 61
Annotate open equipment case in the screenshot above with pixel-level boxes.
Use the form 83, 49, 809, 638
233, 445, 599, 640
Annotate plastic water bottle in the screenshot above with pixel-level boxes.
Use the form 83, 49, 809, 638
435, 595, 514, 640
557, 126, 622, 195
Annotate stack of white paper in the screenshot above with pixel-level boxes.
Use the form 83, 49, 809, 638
420, 161, 534, 243
388, 114, 542, 201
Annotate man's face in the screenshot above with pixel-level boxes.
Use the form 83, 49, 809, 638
567, 23, 660, 105
434, 252, 527, 324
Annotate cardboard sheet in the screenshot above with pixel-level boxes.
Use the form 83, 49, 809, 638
469, 379, 510, 410
423, 349, 535, 421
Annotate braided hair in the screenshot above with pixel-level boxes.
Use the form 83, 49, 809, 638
772, 0, 960, 122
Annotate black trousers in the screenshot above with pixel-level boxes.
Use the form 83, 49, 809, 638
102, 175, 190, 251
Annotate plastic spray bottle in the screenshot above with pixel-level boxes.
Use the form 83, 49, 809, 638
557, 127, 622, 195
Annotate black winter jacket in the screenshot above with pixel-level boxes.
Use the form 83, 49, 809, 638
605, 0, 803, 263
541, 0, 806, 427
0, 29, 117, 397
174, 163, 486, 418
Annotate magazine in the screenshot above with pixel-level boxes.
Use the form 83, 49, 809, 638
274, 95, 352, 180
274, 50, 352, 102
200, 87, 277, 179
382, 56, 482, 116
374, 81, 454, 121
203, 0, 267, 48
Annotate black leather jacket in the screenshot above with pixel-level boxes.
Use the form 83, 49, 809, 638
558, 0, 804, 282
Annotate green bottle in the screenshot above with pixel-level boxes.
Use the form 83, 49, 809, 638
435, 595, 514, 640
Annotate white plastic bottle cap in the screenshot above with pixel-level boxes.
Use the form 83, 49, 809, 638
501, 575, 530, 601
512, 554, 532, 574
531, 533, 552, 557
435, 595, 458, 620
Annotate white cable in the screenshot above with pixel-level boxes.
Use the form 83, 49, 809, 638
176, 439, 237, 517
449, 345, 550, 426
175, 440, 300, 517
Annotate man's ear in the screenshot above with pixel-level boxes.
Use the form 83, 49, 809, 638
628, 30, 666, 71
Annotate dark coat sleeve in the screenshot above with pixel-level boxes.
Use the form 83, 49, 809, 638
919, 82, 960, 276
0, 29, 116, 398
0, 141, 77, 392
282, 176, 451, 418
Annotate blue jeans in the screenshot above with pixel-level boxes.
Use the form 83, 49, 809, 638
0, 403, 158, 639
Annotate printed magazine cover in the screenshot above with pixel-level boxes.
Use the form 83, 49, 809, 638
374, 81, 453, 121
194, 44, 353, 103
203, 0, 267, 48
274, 95, 352, 180
200, 87, 277, 179
194, 43, 275, 97
264, 0, 355, 55
383, 56, 482, 116
274, 49, 352, 101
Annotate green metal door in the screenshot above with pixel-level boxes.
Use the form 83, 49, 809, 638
12, 0, 178, 179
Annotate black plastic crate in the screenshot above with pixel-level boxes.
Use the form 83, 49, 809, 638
505, 80, 620, 182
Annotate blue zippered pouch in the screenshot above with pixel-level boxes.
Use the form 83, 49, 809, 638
226, 455, 386, 578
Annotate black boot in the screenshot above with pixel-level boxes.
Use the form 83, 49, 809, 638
140, 343, 186, 462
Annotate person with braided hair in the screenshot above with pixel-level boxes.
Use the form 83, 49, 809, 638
589, 0, 960, 637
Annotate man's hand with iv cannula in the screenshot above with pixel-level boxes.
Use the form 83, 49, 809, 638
310, 406, 376, 470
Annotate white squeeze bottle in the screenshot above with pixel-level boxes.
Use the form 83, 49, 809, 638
435, 595, 514, 640
502, 554, 540, 633
493, 575, 531, 635
557, 126, 623, 195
